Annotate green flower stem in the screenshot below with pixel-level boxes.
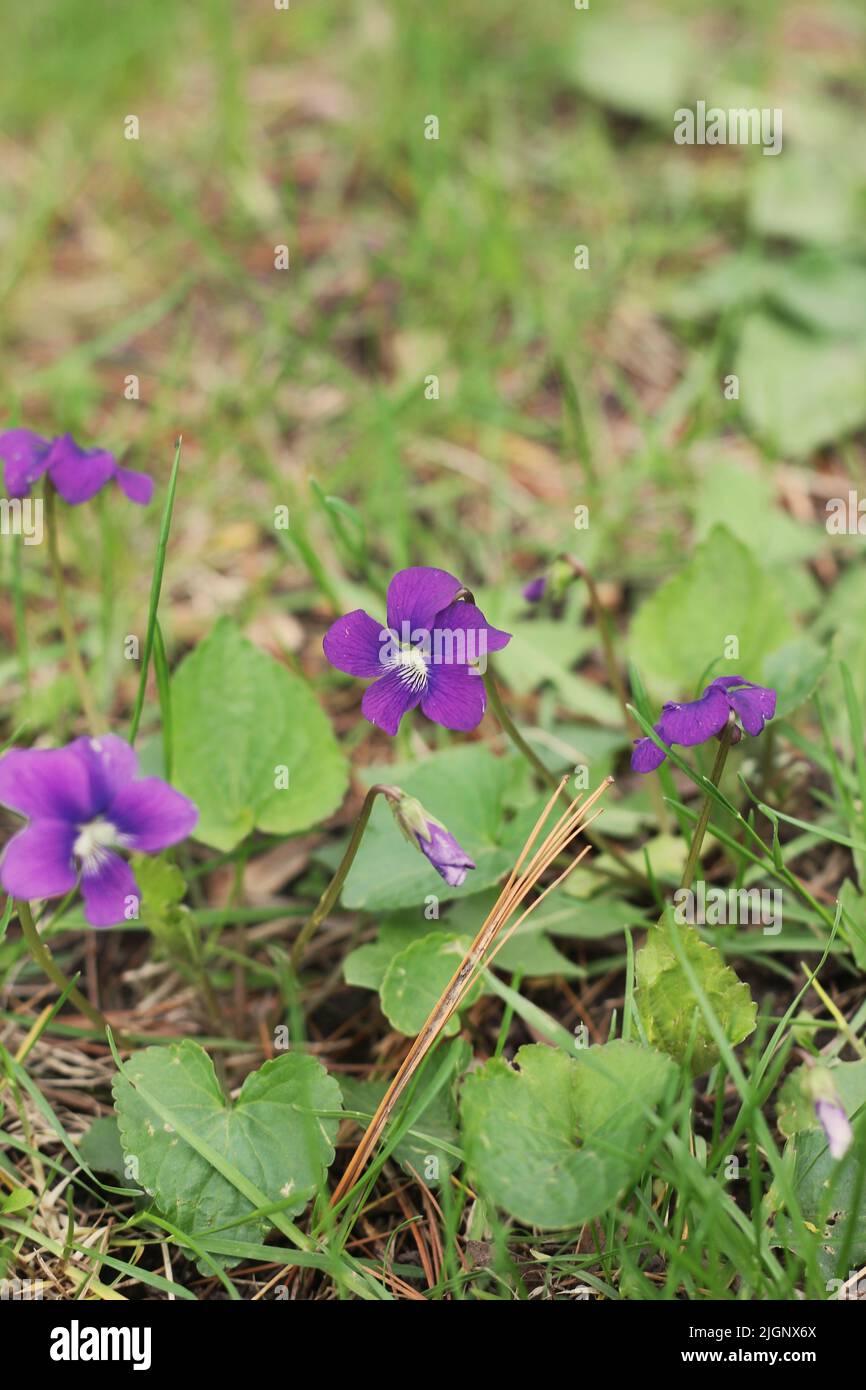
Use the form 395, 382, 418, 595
44, 483, 104, 734
17, 899, 115, 1037
679, 721, 735, 892
483, 667, 644, 887
561, 555, 633, 732
291, 784, 398, 969
562, 555, 669, 832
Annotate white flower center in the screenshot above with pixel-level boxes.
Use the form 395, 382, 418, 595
73, 818, 123, 872
387, 645, 429, 693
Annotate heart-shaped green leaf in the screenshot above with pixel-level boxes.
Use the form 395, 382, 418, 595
113, 1041, 341, 1260
461, 1040, 676, 1227
629, 524, 793, 697
380, 931, 482, 1037
636, 911, 757, 1077
171, 618, 348, 850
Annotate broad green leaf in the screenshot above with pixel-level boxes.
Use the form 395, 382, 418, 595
340, 745, 540, 912
635, 912, 757, 1076
113, 1041, 341, 1262
171, 618, 348, 850
380, 931, 482, 1037
748, 155, 862, 248
572, 20, 693, 121
629, 524, 793, 695
544, 895, 650, 940
342, 918, 421, 990
694, 464, 823, 567
79, 1115, 129, 1182
461, 1041, 676, 1228
769, 257, 866, 338
495, 620, 622, 725
764, 640, 829, 721
735, 314, 866, 458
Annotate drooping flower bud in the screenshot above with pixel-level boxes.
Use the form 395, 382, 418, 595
804, 1066, 854, 1161
387, 791, 476, 888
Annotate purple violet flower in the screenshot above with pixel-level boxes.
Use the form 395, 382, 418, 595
389, 791, 476, 887
323, 566, 511, 736
0, 429, 153, 506
522, 576, 547, 604
815, 1099, 854, 1161
632, 675, 776, 774
0, 736, 197, 927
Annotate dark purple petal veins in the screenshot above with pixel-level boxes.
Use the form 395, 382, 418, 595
361, 668, 424, 735
420, 663, 487, 731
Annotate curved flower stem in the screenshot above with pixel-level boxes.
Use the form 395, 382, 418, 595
483, 667, 643, 887
16, 899, 116, 1037
562, 555, 669, 833
291, 784, 399, 969
679, 722, 734, 892
44, 483, 104, 735
561, 555, 634, 733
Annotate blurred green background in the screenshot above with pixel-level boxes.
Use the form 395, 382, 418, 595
1, 0, 865, 730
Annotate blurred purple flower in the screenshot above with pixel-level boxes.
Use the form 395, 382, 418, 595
522, 576, 547, 604
816, 1099, 853, 1161
323, 566, 511, 735
0, 429, 153, 506
632, 675, 776, 773
0, 736, 197, 927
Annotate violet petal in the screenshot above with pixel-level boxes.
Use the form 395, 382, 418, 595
415, 822, 476, 887
68, 735, 139, 812
431, 600, 511, 662
0, 428, 53, 497
114, 465, 154, 505
725, 684, 776, 737
656, 684, 730, 747
109, 778, 198, 852
816, 1098, 853, 1161
80, 851, 140, 928
0, 821, 77, 900
323, 608, 388, 677
631, 735, 668, 773
0, 746, 92, 821
361, 668, 424, 735
48, 436, 116, 505
420, 662, 487, 731
385, 566, 462, 641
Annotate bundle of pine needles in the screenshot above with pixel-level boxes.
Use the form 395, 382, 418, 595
331, 774, 613, 1206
